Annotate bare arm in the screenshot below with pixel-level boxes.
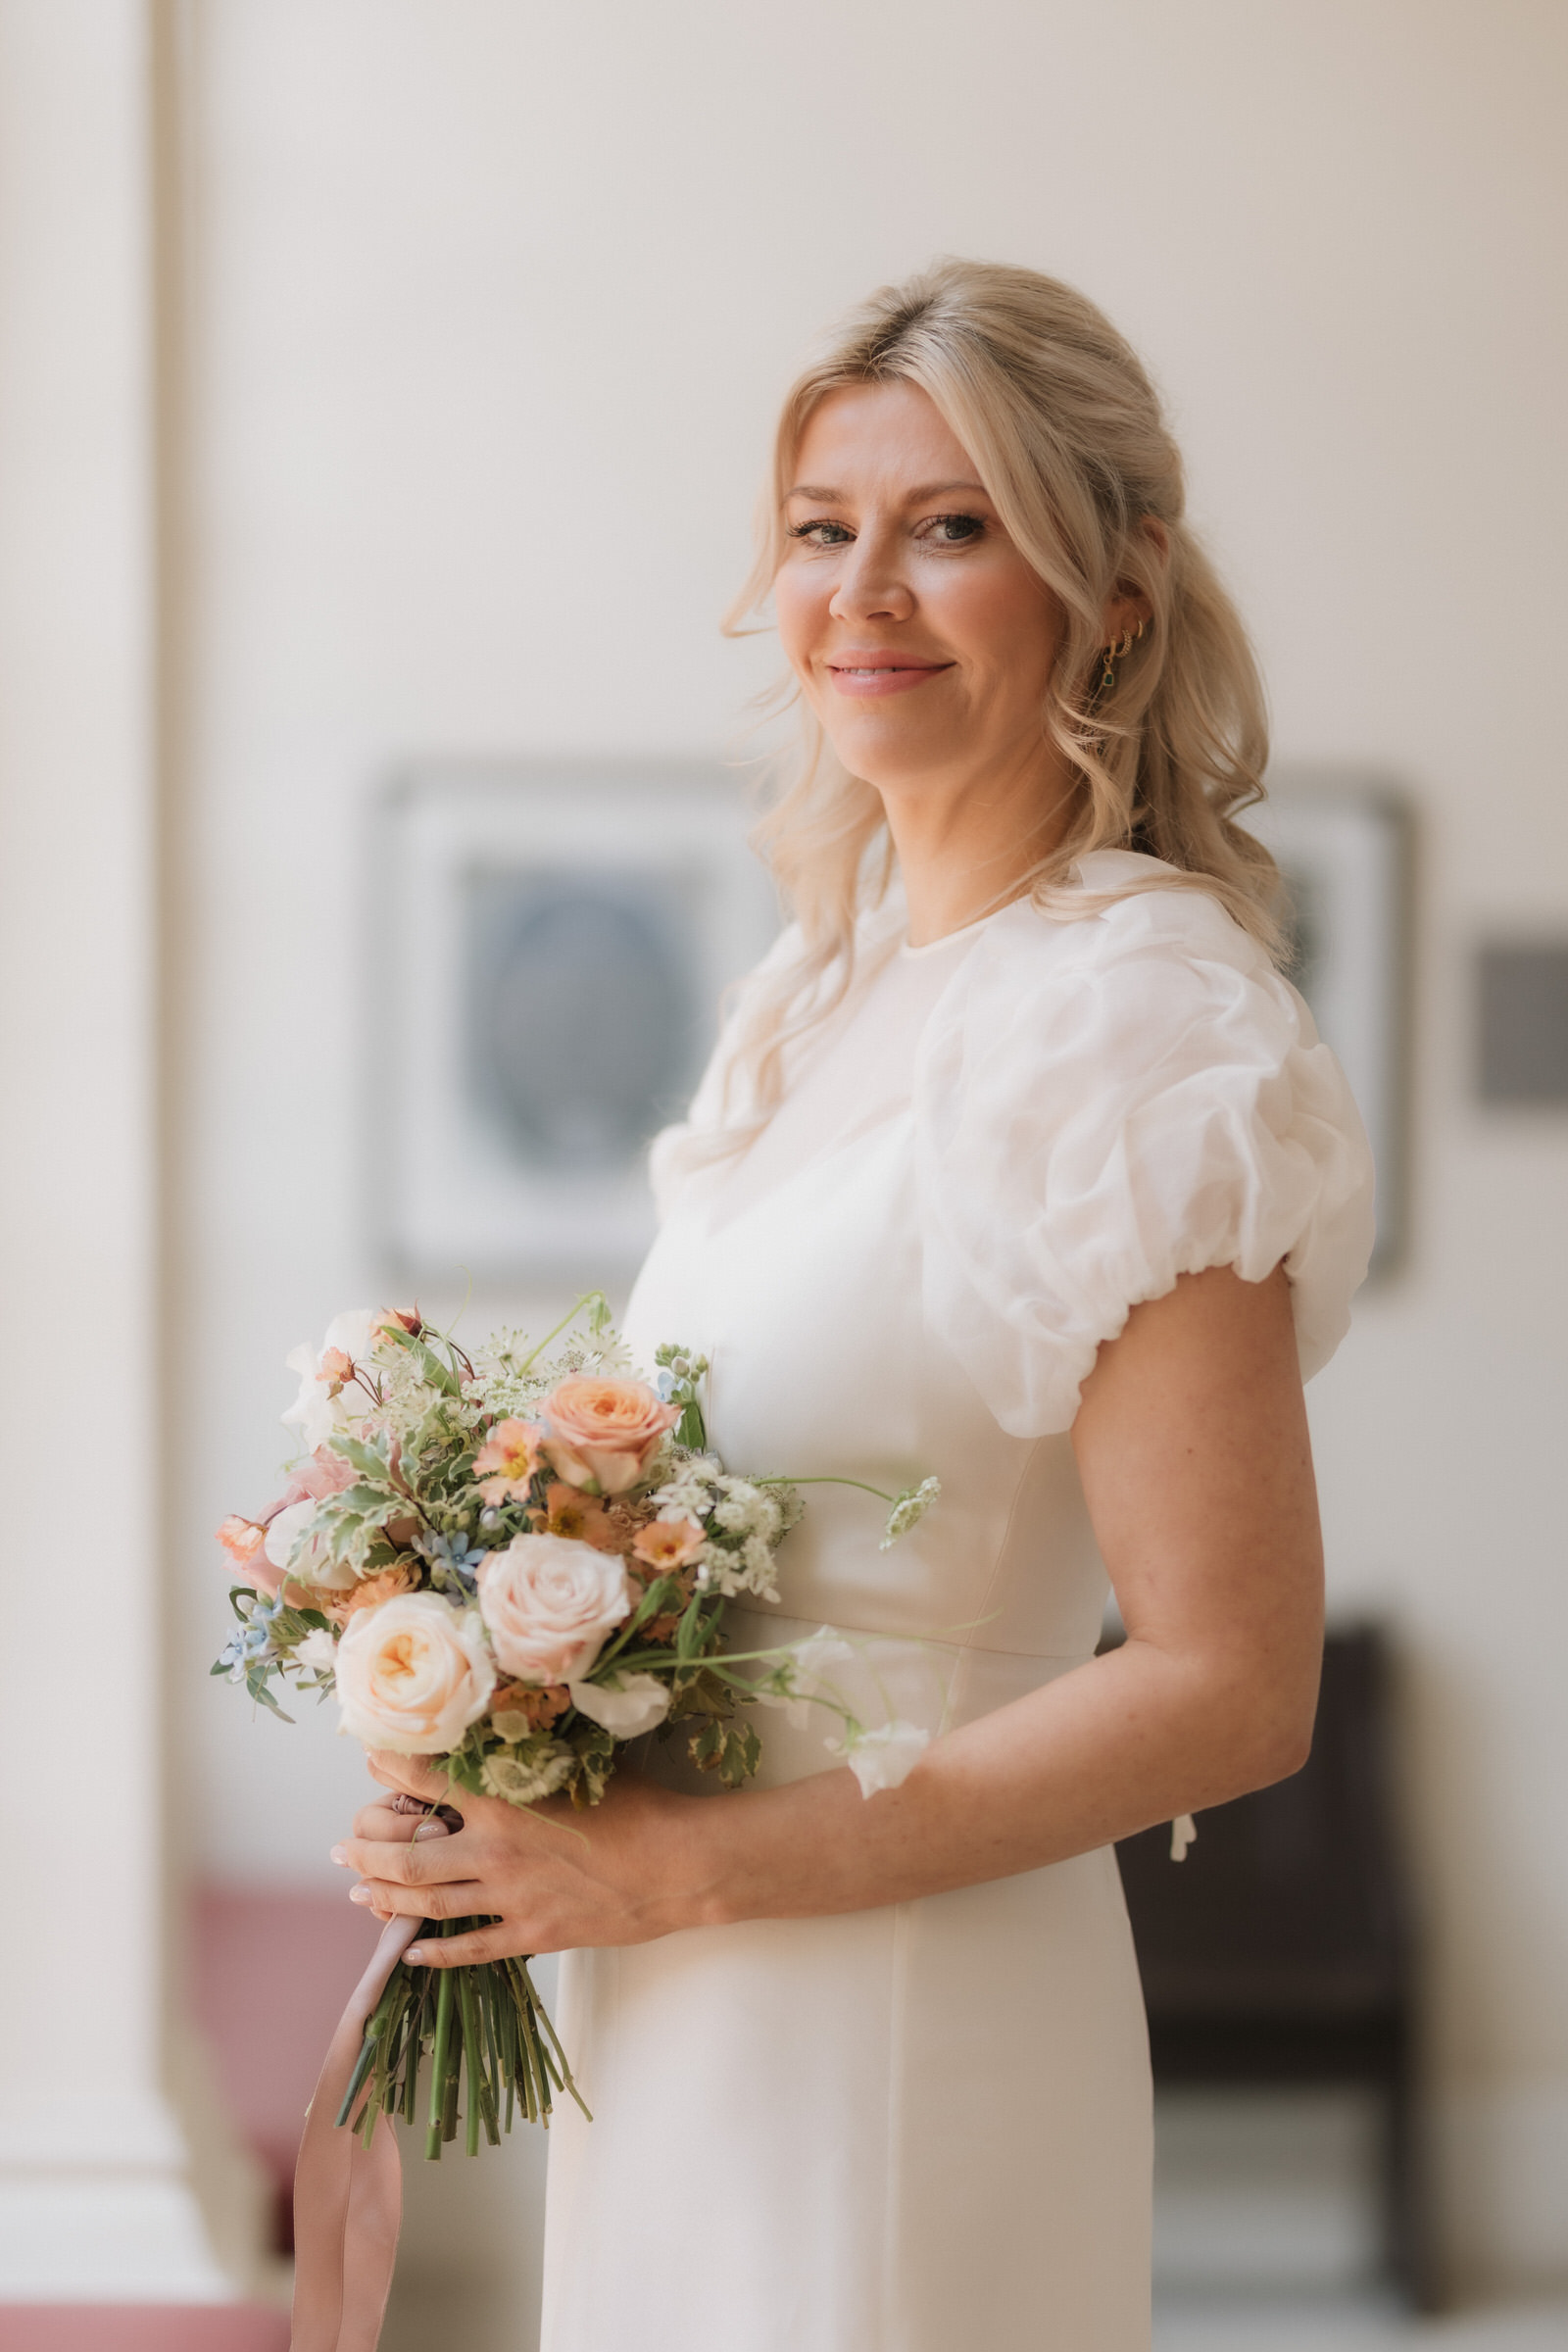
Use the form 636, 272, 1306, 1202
336, 1264, 1323, 1961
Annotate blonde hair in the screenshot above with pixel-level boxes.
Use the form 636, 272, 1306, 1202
719, 257, 1280, 1134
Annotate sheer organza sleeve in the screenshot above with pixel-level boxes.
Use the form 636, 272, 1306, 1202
913, 878, 1376, 1438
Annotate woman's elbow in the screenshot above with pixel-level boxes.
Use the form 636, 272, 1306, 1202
1222, 1687, 1317, 1797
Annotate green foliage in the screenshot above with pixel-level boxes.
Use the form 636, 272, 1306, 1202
563, 1718, 615, 1810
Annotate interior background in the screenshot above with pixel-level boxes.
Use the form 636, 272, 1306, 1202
6, 0, 1563, 2330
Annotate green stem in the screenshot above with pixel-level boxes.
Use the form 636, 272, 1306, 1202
425, 1931, 456, 2160
516, 1291, 607, 1374
459, 1968, 484, 2158
521, 1958, 592, 2121
760, 1474, 896, 1501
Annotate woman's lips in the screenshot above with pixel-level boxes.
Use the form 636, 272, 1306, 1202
824, 656, 954, 699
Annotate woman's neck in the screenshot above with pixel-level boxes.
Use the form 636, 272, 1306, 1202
879, 751, 1078, 948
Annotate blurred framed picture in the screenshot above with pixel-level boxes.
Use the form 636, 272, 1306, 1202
1244, 776, 1410, 1272
373, 764, 778, 1278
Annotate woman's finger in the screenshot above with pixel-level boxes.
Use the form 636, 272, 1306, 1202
332, 1824, 470, 1885
405, 1922, 527, 1969
366, 1750, 454, 1806
348, 1875, 476, 1922
350, 1801, 425, 1843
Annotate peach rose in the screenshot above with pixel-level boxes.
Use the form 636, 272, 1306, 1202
537, 1376, 678, 1495
472, 1418, 545, 1505
476, 1532, 633, 1684
334, 1592, 496, 1755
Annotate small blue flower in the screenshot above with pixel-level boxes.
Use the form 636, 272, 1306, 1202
416, 1527, 489, 1600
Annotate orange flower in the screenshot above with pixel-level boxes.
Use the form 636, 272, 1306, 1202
473, 1418, 545, 1505
631, 1517, 706, 1572
490, 1680, 569, 1731
326, 1561, 420, 1625
217, 1514, 268, 1571
537, 1480, 618, 1550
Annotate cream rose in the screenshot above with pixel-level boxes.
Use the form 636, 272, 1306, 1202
335, 1592, 496, 1755
476, 1532, 633, 1684
537, 1376, 679, 1495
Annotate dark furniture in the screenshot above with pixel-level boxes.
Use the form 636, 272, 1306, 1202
1114, 1624, 1435, 2308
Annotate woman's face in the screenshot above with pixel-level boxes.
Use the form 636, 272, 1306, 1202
773, 380, 1065, 808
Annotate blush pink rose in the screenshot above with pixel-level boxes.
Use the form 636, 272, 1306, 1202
476, 1533, 633, 1684
537, 1376, 678, 1496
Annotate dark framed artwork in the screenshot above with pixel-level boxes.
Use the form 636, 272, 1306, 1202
373, 765, 779, 1278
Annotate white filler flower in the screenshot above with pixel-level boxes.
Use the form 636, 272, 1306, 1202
293, 1627, 339, 1674
282, 1307, 382, 1453
567, 1673, 672, 1738
828, 1720, 931, 1797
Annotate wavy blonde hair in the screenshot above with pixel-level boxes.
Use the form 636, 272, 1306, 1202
717, 257, 1279, 1135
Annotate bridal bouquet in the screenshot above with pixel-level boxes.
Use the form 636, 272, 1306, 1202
215, 1293, 940, 2162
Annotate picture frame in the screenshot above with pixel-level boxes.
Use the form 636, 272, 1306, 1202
371, 763, 779, 1280
1243, 774, 1410, 1273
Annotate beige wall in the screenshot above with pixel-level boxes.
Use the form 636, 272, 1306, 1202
174, 0, 1568, 2291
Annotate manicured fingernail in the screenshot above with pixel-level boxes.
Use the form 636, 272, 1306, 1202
329, 1845, 347, 1865
407, 1946, 425, 1964
349, 1885, 370, 1903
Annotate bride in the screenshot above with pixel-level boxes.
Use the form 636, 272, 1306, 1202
338, 259, 1375, 2349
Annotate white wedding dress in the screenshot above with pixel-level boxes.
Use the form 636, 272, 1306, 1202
539, 852, 1375, 2352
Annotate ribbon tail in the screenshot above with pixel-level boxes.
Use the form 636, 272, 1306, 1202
290, 1910, 421, 2352
334, 2109, 405, 2352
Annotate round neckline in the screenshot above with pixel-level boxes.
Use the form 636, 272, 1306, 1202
899, 902, 1013, 960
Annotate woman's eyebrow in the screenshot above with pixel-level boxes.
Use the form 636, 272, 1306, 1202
784, 478, 990, 503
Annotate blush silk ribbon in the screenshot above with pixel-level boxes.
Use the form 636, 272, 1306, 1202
290, 1809, 451, 2351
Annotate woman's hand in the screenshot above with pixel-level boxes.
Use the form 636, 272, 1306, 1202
331, 1750, 720, 1967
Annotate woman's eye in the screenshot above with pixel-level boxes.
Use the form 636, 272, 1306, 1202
920, 512, 985, 545
787, 518, 854, 547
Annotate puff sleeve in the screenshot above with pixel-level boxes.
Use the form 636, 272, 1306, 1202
913, 873, 1376, 1438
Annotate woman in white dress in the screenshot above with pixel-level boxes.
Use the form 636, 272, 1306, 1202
341, 260, 1375, 2349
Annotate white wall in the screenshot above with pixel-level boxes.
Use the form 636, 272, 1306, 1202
174, 0, 1568, 2292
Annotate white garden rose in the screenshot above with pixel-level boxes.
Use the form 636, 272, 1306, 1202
293, 1627, 339, 1674
263, 1498, 355, 1591
476, 1533, 633, 1685
567, 1673, 671, 1738
828, 1719, 931, 1797
335, 1592, 495, 1755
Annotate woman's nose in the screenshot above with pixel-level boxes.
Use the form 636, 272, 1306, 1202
828, 531, 914, 625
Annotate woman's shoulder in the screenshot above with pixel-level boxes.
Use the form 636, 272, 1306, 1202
914, 850, 1376, 1437
965, 848, 1280, 993
921, 848, 1309, 1098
